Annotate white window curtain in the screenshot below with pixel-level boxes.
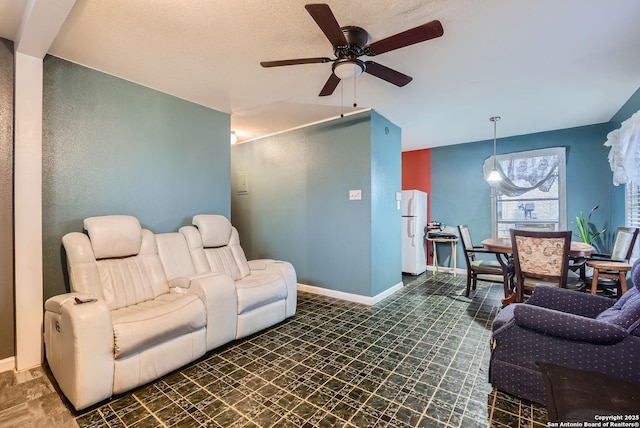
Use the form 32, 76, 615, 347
604, 110, 640, 186
627, 181, 640, 262
483, 147, 565, 197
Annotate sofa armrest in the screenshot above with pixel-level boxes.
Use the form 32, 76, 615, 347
183, 273, 238, 350
248, 259, 273, 270
44, 293, 87, 314
44, 293, 114, 410
168, 273, 216, 289
513, 304, 628, 345
249, 259, 297, 318
526, 285, 615, 318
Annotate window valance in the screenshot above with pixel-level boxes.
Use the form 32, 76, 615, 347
604, 110, 640, 185
483, 147, 564, 197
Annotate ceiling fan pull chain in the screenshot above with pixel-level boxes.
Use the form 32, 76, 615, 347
353, 76, 357, 108
340, 80, 345, 118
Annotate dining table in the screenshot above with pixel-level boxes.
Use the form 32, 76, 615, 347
481, 237, 594, 304
481, 237, 594, 258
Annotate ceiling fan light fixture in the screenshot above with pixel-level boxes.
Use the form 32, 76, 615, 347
332, 59, 364, 80
260, 4, 444, 97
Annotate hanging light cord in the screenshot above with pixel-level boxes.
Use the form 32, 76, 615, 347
490, 116, 501, 169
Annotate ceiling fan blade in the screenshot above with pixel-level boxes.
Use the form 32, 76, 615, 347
319, 73, 341, 96
261, 57, 332, 67
367, 20, 443, 56
305, 4, 348, 47
364, 61, 412, 87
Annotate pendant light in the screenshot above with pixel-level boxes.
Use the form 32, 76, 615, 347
486, 116, 502, 182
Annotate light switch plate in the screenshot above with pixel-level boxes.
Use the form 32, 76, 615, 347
237, 173, 249, 194
349, 189, 362, 200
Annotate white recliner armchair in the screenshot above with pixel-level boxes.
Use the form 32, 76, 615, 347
44, 215, 216, 410
180, 215, 297, 339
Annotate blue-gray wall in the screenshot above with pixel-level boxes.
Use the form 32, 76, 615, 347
231, 110, 402, 298
0, 38, 14, 360
431, 122, 622, 262
370, 111, 402, 296
42, 56, 231, 299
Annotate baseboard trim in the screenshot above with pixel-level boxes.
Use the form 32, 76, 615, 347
371, 281, 404, 304
297, 281, 403, 306
0, 356, 15, 373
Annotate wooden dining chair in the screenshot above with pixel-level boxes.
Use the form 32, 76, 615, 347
458, 225, 511, 298
510, 229, 580, 302
586, 226, 639, 297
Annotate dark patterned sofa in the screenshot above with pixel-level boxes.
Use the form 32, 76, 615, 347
489, 259, 640, 404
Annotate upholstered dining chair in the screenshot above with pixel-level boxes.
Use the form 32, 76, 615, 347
586, 226, 639, 297
458, 225, 511, 298
510, 229, 583, 303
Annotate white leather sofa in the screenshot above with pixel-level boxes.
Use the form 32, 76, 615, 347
44, 214, 297, 410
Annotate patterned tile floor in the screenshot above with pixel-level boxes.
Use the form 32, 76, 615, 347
72, 273, 548, 428
0, 272, 548, 427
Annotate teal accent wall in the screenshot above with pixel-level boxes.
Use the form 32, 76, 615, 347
42, 56, 231, 299
231, 110, 401, 298
431, 122, 620, 260
0, 38, 14, 360
370, 111, 402, 296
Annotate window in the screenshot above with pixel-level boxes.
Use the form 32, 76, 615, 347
626, 181, 640, 261
489, 147, 566, 238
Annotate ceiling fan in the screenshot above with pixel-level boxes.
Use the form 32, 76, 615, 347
260, 3, 443, 97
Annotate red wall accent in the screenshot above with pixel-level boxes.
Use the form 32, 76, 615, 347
402, 148, 431, 221
402, 149, 432, 265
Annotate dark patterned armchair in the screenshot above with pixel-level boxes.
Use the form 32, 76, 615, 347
489, 259, 640, 405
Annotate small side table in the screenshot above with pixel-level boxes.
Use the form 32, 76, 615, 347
427, 237, 458, 276
586, 260, 632, 296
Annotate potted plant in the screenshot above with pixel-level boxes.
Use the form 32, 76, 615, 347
575, 205, 606, 250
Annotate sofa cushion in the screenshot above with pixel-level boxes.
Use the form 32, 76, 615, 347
203, 246, 243, 280
156, 232, 196, 279
96, 238, 171, 310
193, 215, 232, 248
111, 292, 206, 359
236, 271, 287, 314
84, 215, 142, 259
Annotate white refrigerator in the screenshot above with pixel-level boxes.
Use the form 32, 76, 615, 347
401, 190, 428, 275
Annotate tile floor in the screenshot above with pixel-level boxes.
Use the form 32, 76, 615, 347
0, 272, 548, 428
0, 364, 77, 427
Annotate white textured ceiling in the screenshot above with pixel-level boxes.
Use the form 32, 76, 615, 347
3, 0, 640, 150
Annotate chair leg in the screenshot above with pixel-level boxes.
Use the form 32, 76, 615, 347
500, 268, 515, 306
501, 293, 516, 306
590, 268, 600, 295
465, 272, 472, 297
502, 276, 511, 298
619, 272, 628, 295
515, 279, 524, 303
